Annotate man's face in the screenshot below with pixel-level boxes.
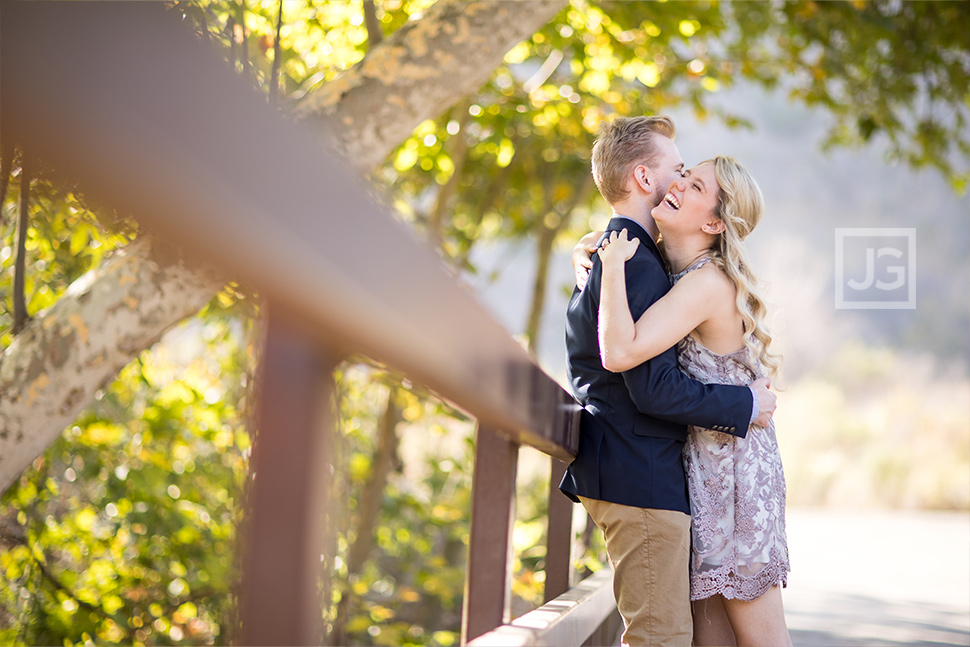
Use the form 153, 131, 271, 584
647, 135, 685, 209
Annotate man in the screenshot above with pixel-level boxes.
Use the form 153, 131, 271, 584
559, 115, 776, 646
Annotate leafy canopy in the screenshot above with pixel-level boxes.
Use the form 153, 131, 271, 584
1, 1, 967, 645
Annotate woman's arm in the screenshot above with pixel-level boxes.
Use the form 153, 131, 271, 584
598, 230, 719, 372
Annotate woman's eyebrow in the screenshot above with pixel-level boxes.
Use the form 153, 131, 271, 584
685, 169, 706, 191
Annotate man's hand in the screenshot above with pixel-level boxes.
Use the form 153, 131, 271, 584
751, 377, 776, 427
572, 231, 603, 290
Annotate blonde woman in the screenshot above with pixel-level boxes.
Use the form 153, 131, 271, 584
579, 156, 791, 646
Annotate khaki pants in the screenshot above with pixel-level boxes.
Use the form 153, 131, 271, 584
580, 497, 692, 647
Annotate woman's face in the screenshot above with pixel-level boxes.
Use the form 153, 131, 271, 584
651, 162, 721, 238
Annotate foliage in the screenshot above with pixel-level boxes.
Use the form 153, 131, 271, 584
0, 313, 254, 645
379, 0, 752, 268
0, 168, 135, 347
1, 0, 968, 644
173, 0, 431, 104
382, 0, 970, 275
323, 361, 475, 646
728, 1, 970, 193
376, 0, 968, 346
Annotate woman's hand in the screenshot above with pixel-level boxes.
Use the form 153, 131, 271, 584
572, 231, 603, 290
598, 229, 639, 266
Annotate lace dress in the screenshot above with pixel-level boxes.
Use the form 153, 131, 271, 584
671, 259, 790, 601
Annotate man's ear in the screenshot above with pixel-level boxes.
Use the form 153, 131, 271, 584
632, 164, 652, 192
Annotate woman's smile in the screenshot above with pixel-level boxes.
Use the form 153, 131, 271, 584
661, 191, 681, 211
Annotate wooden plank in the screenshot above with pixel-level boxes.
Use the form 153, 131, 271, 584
467, 568, 617, 647
240, 308, 337, 645
461, 426, 519, 644
0, 1, 581, 461
543, 458, 573, 602
583, 608, 622, 647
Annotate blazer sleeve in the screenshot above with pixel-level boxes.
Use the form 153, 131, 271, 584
614, 251, 753, 437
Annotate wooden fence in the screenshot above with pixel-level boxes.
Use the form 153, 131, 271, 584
2, 3, 620, 645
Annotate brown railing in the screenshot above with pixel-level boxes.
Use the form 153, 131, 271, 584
3, 3, 619, 645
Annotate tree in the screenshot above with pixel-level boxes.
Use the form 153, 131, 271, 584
0, 0, 566, 494
377, 0, 969, 353
729, 0, 970, 191
4, 0, 969, 496
1, 1, 967, 644
1, 2, 568, 644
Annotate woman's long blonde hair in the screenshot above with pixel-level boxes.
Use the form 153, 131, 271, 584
704, 156, 782, 378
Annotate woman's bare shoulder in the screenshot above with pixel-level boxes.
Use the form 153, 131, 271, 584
675, 261, 736, 301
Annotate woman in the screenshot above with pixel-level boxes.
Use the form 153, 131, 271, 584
577, 156, 791, 646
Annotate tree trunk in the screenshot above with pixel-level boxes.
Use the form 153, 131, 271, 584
0, 0, 565, 492
526, 223, 559, 357
329, 385, 402, 645
427, 103, 472, 250
524, 174, 594, 356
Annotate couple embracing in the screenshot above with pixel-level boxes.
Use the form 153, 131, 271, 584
559, 116, 792, 646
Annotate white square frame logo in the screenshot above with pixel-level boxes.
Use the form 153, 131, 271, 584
835, 228, 916, 309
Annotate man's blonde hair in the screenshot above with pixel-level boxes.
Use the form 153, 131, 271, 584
591, 116, 676, 204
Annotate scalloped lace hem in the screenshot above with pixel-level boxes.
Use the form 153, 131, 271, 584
690, 561, 790, 602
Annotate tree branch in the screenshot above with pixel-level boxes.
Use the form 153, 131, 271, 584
363, 0, 383, 50
236, 1, 250, 80
12, 155, 30, 334
0, 237, 227, 494
268, 0, 284, 107
0, 141, 16, 227
226, 14, 237, 72
292, 0, 566, 172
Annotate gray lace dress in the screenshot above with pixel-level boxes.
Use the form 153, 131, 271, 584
671, 259, 790, 601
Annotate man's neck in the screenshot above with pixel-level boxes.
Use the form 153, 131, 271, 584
611, 206, 660, 242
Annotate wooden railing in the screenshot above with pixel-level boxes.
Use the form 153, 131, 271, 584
3, 3, 620, 645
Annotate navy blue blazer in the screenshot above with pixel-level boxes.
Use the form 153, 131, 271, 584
560, 217, 753, 513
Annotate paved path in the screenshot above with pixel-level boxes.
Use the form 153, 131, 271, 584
784, 508, 970, 646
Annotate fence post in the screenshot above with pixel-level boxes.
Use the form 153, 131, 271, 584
544, 457, 574, 602
461, 425, 519, 644
241, 308, 337, 645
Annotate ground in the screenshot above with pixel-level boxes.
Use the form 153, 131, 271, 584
784, 508, 969, 646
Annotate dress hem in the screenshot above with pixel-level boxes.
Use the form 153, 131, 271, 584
690, 565, 790, 602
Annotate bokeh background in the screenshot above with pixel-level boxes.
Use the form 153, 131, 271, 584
1, 1, 967, 645
473, 81, 970, 512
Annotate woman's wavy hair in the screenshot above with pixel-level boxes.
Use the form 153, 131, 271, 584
704, 155, 782, 378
